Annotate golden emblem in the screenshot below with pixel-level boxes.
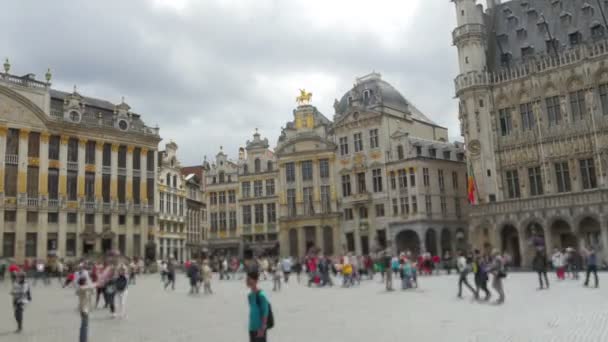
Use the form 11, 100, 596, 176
296, 89, 313, 105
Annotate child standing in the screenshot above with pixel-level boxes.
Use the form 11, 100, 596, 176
11, 272, 32, 333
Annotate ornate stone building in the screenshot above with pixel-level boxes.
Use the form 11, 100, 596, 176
238, 130, 279, 256
157, 142, 187, 261
453, 0, 608, 266
0, 63, 160, 263
333, 73, 468, 256
183, 170, 206, 259
205, 148, 241, 256
276, 102, 342, 258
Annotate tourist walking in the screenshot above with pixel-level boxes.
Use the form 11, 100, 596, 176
532, 249, 550, 290
281, 257, 292, 283
164, 259, 176, 290
246, 270, 270, 342
383, 252, 393, 291
99, 263, 116, 316
202, 260, 213, 294
552, 248, 565, 280
456, 250, 476, 299
472, 250, 490, 300
488, 249, 506, 304
11, 272, 32, 333
583, 248, 599, 288
188, 260, 201, 294
114, 266, 129, 318
77, 276, 95, 342
272, 260, 282, 292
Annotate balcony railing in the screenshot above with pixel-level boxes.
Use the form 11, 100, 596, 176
67, 161, 79, 171
146, 171, 154, 179
117, 167, 126, 176
118, 203, 127, 212
103, 203, 111, 211
5, 154, 18, 165
26, 197, 38, 208
84, 201, 95, 211
48, 199, 59, 208
102, 166, 111, 174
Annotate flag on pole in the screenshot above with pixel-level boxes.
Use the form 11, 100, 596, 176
467, 162, 477, 205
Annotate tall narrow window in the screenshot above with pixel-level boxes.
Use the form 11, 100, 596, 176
301, 160, 313, 181
242, 182, 250, 198
342, 175, 351, 197
357, 172, 366, 193
254, 159, 261, 173
28, 132, 40, 158
285, 162, 295, 182
255, 204, 264, 224
85, 172, 95, 202
398, 169, 407, 188
397, 145, 404, 159
423, 168, 430, 187
48, 135, 60, 160
580, 158, 597, 190
287, 189, 296, 217
102, 174, 110, 203
319, 159, 330, 179
372, 169, 383, 193
303, 187, 314, 215
320, 185, 331, 213
452, 171, 459, 189
265, 179, 275, 196
528, 166, 544, 196
67, 170, 78, 201
67, 138, 78, 162
411, 196, 418, 213
425, 195, 432, 214
267, 203, 277, 223
555, 162, 571, 193
339, 137, 349, 156
390, 171, 396, 190
409, 168, 416, 187
242, 205, 252, 224
505, 170, 521, 199
26, 166, 39, 198
354, 133, 363, 152
48, 168, 59, 200
498, 108, 512, 136
438, 169, 445, 191
369, 129, 379, 149
569, 90, 586, 121
599, 84, 608, 115
117, 175, 126, 203
520, 102, 536, 131
102, 144, 111, 166
546, 96, 562, 126
254, 180, 263, 197
85, 141, 96, 164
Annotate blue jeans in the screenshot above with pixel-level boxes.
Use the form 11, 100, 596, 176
80, 312, 88, 342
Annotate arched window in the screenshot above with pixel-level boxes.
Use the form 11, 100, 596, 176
267, 161, 273, 172
243, 164, 249, 175
166, 173, 171, 186
397, 145, 404, 160
219, 171, 225, 183
254, 158, 261, 173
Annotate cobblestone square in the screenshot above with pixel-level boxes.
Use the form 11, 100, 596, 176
1, 273, 608, 342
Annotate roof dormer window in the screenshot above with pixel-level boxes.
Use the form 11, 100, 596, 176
347, 96, 353, 106
521, 46, 534, 58
591, 23, 605, 39
569, 31, 581, 45
363, 89, 373, 104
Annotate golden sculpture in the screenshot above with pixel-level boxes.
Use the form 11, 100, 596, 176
296, 89, 313, 105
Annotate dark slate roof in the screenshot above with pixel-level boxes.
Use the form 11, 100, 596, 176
488, 0, 606, 69
49, 89, 151, 133
334, 73, 438, 126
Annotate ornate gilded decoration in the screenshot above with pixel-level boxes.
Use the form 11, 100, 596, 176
28, 157, 40, 166
141, 147, 148, 155
60, 135, 70, 145
127, 145, 135, 154
0, 125, 7, 136
111, 143, 120, 152
370, 151, 382, 160
67, 201, 79, 209
40, 132, 50, 143
296, 89, 313, 105
85, 164, 95, 173
48, 160, 61, 169
78, 138, 87, 148
19, 129, 30, 140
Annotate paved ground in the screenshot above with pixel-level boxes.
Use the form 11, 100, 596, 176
1, 272, 608, 342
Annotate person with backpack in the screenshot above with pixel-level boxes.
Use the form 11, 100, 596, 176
246, 270, 272, 342
114, 266, 129, 319
11, 271, 32, 333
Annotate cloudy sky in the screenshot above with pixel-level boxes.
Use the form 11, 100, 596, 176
1, 0, 460, 165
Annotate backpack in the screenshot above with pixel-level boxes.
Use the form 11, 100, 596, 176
115, 275, 128, 292
256, 292, 274, 330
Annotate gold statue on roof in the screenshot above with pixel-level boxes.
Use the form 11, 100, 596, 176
296, 89, 313, 105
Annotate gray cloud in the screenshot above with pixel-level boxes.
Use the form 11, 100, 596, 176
0, 0, 460, 165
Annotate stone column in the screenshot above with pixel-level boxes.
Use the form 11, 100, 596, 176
38, 132, 50, 258
315, 225, 323, 253
110, 144, 119, 247
58, 136, 69, 257
126, 146, 134, 257
15, 129, 30, 263
0, 126, 6, 257
94, 142, 103, 252
0, 125, 6, 197
298, 227, 305, 258
139, 148, 149, 256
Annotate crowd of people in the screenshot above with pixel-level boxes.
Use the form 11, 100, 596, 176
1, 245, 604, 341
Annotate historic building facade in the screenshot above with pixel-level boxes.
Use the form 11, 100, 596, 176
0, 64, 160, 263
453, 0, 608, 266
333, 73, 468, 256
157, 142, 187, 262
238, 130, 279, 256
276, 101, 342, 258
205, 148, 241, 256
183, 170, 206, 259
